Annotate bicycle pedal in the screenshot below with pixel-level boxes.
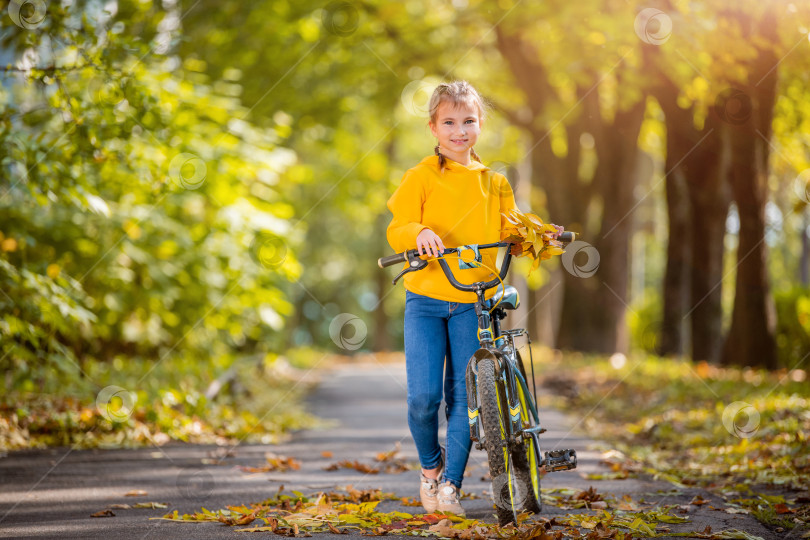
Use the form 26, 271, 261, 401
543, 449, 577, 472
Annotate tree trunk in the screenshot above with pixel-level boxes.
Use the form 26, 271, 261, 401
685, 137, 729, 363
652, 66, 730, 363
372, 136, 397, 351
721, 118, 777, 368
372, 249, 392, 351
720, 8, 779, 369
659, 139, 691, 357
597, 105, 645, 354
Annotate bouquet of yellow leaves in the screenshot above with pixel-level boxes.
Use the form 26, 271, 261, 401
501, 209, 565, 271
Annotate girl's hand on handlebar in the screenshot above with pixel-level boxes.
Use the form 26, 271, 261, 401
551, 224, 564, 240
416, 229, 445, 258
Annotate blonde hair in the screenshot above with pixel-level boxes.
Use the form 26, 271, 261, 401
428, 81, 486, 170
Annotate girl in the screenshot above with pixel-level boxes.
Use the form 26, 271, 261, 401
386, 81, 522, 516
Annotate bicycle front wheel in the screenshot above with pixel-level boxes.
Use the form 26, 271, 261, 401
511, 380, 542, 513
477, 357, 519, 525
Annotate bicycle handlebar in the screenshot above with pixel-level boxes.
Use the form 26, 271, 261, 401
378, 232, 576, 292
558, 231, 576, 244
377, 252, 409, 268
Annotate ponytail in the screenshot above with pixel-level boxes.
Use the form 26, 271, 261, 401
434, 145, 447, 172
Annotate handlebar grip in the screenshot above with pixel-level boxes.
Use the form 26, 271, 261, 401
378, 252, 407, 268
559, 231, 576, 244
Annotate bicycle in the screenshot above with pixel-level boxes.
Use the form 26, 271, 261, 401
378, 238, 578, 525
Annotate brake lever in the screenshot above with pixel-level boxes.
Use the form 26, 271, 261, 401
392, 252, 429, 285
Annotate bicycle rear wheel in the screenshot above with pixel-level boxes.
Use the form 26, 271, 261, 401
477, 357, 519, 525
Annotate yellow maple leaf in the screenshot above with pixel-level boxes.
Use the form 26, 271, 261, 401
500, 209, 567, 274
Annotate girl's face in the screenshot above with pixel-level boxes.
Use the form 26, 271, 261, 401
429, 100, 481, 164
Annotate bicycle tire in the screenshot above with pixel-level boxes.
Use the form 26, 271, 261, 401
477, 357, 518, 525
511, 381, 542, 513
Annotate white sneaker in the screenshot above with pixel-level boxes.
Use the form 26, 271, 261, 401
436, 481, 465, 516
419, 455, 444, 513
419, 472, 440, 513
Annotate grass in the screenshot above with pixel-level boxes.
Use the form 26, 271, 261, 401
529, 347, 810, 531
0, 348, 326, 451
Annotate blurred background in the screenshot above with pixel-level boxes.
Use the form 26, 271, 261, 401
1, 0, 809, 448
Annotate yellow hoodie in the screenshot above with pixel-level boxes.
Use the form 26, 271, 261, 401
386, 155, 518, 303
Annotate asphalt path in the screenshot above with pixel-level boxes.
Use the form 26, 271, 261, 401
0, 360, 780, 539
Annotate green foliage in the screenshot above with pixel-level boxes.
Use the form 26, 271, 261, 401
0, 0, 307, 447
627, 287, 663, 355
0, 352, 320, 449
774, 287, 810, 367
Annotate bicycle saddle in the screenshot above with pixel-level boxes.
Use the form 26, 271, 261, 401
485, 285, 520, 311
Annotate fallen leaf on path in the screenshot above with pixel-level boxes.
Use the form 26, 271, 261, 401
125, 489, 147, 497
90, 509, 115, 517
240, 453, 300, 473
724, 507, 748, 514
774, 503, 795, 514
428, 518, 455, 537
327, 522, 347, 534
133, 502, 168, 509
375, 443, 401, 462
321, 451, 333, 458
324, 460, 379, 474
109, 504, 131, 509
575, 487, 603, 503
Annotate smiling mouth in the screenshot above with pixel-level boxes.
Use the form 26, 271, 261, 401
451, 139, 468, 145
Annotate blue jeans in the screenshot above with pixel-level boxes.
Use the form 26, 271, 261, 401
404, 290, 478, 489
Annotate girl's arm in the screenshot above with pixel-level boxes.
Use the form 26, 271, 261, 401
386, 171, 431, 253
